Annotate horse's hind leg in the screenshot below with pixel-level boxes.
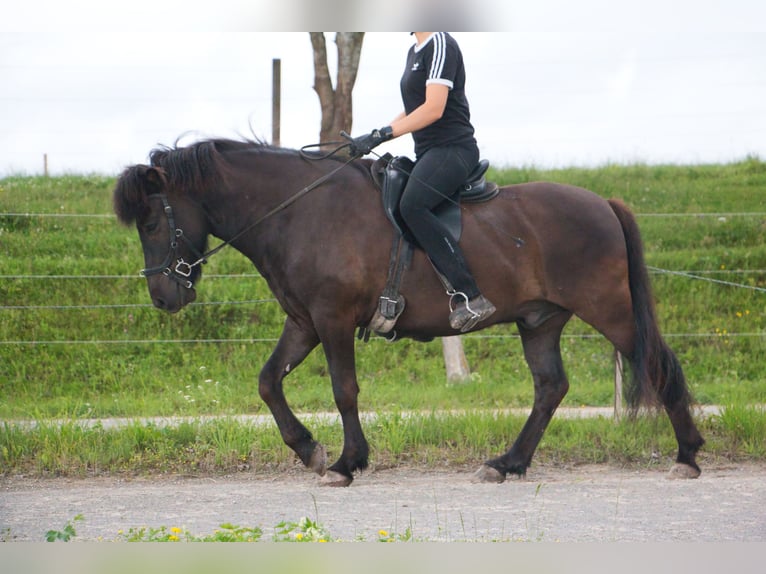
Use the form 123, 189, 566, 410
655, 346, 705, 479
590, 317, 703, 478
258, 317, 327, 476
590, 291, 704, 478
475, 312, 572, 483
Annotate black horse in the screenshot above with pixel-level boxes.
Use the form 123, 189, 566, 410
113, 138, 704, 486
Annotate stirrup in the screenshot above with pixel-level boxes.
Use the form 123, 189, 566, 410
449, 293, 496, 332
448, 291, 469, 313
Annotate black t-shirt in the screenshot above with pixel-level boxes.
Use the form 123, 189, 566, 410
400, 33, 477, 157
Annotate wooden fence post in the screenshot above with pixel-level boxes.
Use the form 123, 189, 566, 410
443, 336, 470, 383
614, 349, 624, 419
272, 58, 281, 146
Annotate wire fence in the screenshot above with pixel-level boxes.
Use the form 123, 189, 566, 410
4, 211, 766, 219
1, 332, 764, 347
2, 209, 764, 346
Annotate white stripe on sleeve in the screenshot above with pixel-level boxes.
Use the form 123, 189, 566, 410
429, 32, 446, 81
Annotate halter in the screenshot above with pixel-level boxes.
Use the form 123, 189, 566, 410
139, 194, 208, 289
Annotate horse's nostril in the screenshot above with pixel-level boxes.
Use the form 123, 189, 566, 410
153, 297, 167, 310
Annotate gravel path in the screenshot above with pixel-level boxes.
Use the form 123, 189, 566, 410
2, 462, 764, 542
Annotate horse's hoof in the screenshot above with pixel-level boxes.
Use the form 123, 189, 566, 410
667, 463, 701, 479
308, 443, 327, 476
472, 464, 506, 484
319, 470, 353, 487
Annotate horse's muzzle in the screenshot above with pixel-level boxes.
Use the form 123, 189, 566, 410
150, 282, 196, 313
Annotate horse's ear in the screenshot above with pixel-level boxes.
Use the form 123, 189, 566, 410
113, 165, 166, 224
141, 165, 166, 193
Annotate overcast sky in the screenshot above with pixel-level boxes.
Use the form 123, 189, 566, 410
1, 1, 765, 176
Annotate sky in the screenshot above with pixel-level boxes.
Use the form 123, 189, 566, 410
1, 1, 765, 176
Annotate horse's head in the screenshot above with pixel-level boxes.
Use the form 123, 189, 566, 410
113, 165, 209, 313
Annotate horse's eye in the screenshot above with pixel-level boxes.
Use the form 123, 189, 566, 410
143, 221, 159, 233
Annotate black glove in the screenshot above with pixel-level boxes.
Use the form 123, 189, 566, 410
343, 126, 393, 157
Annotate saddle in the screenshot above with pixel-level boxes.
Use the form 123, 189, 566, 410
360, 154, 500, 341
371, 153, 499, 243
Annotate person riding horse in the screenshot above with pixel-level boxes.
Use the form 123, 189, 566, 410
346, 32, 496, 332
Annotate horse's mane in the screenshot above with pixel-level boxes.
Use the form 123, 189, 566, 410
114, 138, 279, 224
149, 137, 277, 190
114, 137, 369, 225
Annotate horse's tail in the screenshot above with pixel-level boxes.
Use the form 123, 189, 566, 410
608, 198, 691, 411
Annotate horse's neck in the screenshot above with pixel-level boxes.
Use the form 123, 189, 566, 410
202, 178, 285, 262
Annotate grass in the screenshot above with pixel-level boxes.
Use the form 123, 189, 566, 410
1, 161, 765, 474
2, 407, 764, 476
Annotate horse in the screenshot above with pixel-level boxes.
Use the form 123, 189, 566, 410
113, 137, 705, 486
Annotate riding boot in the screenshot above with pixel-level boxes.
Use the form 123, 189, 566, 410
449, 293, 496, 332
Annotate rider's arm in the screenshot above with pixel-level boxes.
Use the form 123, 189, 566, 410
388, 83, 449, 138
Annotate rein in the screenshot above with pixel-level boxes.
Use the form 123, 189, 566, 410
141, 142, 357, 288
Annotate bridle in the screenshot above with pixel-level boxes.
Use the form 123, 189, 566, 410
139, 142, 357, 289
139, 194, 208, 289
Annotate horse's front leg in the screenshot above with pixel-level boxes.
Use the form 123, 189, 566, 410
318, 325, 368, 487
258, 317, 327, 476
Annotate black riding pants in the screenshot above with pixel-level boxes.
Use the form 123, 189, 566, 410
399, 143, 481, 299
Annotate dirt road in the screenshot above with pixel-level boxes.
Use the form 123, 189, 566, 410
2, 462, 764, 542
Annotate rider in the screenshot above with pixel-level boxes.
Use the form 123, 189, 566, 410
346, 32, 496, 332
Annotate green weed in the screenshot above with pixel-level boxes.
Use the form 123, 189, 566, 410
120, 523, 263, 542
272, 517, 331, 542
45, 514, 84, 542
377, 526, 414, 542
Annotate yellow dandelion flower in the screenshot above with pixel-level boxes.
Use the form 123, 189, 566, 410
170, 527, 182, 534
318, 539, 327, 543
379, 530, 389, 538
295, 532, 304, 541
168, 535, 179, 542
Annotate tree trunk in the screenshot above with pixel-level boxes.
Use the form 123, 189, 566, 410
309, 32, 364, 144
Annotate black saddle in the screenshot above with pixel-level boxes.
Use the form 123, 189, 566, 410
371, 153, 499, 242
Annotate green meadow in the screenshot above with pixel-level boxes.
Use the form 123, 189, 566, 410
1, 158, 765, 474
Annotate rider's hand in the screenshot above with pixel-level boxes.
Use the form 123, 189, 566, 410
342, 126, 393, 157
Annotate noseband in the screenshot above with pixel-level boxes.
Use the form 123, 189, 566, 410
140, 194, 207, 289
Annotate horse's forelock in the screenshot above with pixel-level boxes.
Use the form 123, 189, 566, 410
112, 165, 166, 225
